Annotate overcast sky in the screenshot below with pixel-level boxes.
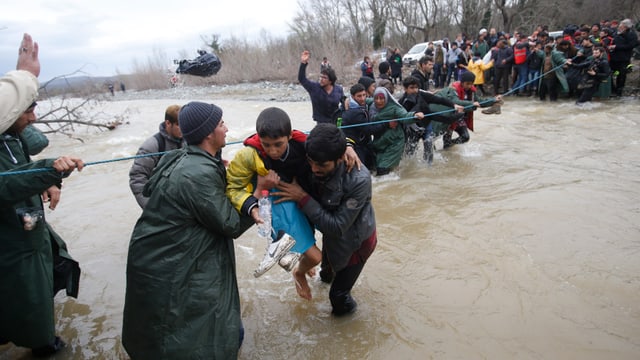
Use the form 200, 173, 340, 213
1, 0, 299, 81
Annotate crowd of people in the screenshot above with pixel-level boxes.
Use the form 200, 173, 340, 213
311, 49, 502, 172
362, 19, 638, 104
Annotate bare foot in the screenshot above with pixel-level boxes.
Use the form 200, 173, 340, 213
293, 267, 312, 300
307, 266, 317, 278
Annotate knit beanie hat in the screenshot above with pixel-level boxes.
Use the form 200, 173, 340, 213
358, 76, 375, 90
178, 101, 223, 145
378, 61, 390, 74
460, 71, 476, 83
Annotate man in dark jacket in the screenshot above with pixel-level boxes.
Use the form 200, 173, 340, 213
1, 103, 84, 357
575, 46, 611, 104
122, 102, 253, 359
128, 104, 183, 208
388, 48, 403, 85
341, 83, 381, 171
410, 56, 434, 91
276, 123, 377, 316
399, 76, 464, 162
609, 19, 638, 96
492, 39, 514, 95
298, 50, 344, 124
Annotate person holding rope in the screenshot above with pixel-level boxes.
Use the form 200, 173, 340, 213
369, 87, 425, 175
399, 76, 464, 163
1, 33, 85, 357
435, 72, 502, 149
122, 102, 254, 359
539, 43, 570, 102
609, 19, 638, 97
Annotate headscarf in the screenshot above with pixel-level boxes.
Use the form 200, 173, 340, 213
373, 87, 402, 108
370, 87, 402, 118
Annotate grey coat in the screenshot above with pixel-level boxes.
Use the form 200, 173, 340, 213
128, 122, 183, 208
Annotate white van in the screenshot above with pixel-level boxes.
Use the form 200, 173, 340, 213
548, 30, 563, 40
402, 40, 443, 66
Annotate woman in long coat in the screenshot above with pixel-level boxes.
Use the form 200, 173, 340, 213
369, 87, 423, 175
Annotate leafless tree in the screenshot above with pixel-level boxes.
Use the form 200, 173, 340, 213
34, 74, 127, 139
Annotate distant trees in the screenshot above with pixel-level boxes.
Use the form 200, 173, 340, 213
288, 0, 639, 61
45, 0, 637, 94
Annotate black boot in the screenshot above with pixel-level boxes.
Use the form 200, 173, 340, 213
331, 294, 358, 316
376, 167, 391, 176
32, 336, 66, 357
442, 133, 454, 149
423, 137, 435, 164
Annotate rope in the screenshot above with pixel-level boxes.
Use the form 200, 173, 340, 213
0, 61, 568, 178
500, 59, 570, 97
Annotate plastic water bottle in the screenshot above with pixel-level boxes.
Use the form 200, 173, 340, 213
257, 190, 272, 238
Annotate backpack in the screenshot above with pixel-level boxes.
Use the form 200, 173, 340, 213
153, 132, 167, 153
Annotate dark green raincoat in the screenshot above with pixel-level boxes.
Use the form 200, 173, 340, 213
370, 89, 416, 170
0, 132, 80, 349
122, 145, 252, 360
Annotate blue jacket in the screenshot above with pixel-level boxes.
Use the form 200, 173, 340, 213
298, 62, 344, 123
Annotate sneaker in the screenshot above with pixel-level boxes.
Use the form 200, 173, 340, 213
254, 232, 296, 278
278, 252, 301, 272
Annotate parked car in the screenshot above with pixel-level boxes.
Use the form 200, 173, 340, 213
402, 40, 443, 66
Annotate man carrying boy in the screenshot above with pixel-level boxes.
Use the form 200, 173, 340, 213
226, 107, 318, 285
276, 123, 377, 316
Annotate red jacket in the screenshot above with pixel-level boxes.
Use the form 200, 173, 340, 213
450, 81, 476, 131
